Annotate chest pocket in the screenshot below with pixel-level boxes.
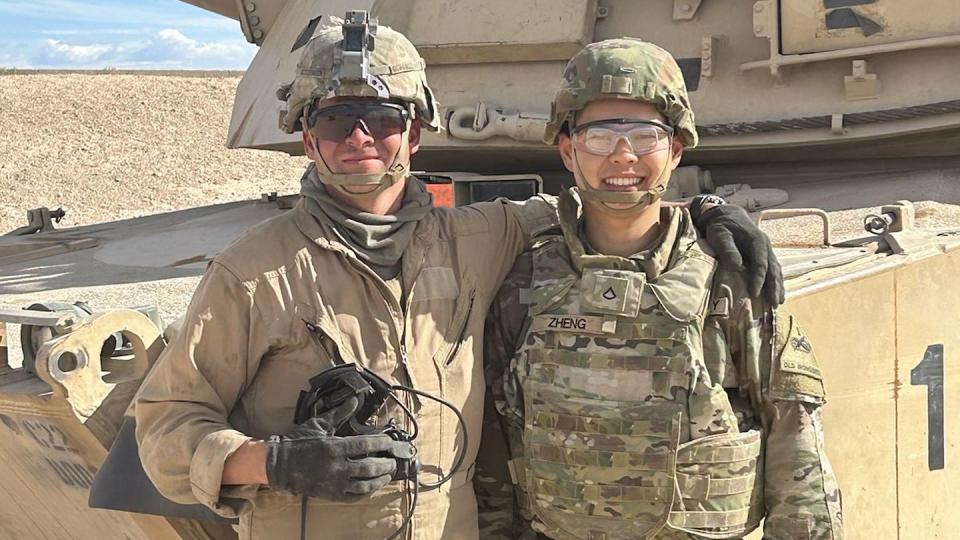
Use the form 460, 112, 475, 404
243, 303, 343, 436
410, 267, 477, 369
295, 302, 356, 366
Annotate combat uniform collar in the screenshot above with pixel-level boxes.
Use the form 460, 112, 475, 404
293, 198, 439, 262
558, 187, 693, 278
556, 187, 714, 321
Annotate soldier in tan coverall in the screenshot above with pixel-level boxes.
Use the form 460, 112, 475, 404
478, 40, 843, 539
134, 14, 782, 540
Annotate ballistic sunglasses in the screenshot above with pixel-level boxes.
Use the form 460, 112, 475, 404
308, 102, 410, 142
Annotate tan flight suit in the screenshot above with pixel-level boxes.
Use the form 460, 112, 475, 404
135, 195, 555, 540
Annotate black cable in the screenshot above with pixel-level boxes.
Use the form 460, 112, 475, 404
386, 392, 419, 440
294, 371, 467, 540
384, 473, 417, 540
391, 385, 469, 490
299, 495, 308, 540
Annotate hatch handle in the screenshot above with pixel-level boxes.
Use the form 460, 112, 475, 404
755, 208, 832, 246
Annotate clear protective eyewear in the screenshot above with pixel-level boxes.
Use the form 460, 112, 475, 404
571, 119, 674, 156
308, 102, 409, 142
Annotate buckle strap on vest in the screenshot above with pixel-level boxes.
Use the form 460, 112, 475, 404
529, 445, 674, 470
532, 476, 673, 502
677, 434, 761, 464
507, 457, 527, 487
676, 472, 757, 498
668, 507, 752, 529
530, 410, 678, 437
529, 348, 688, 373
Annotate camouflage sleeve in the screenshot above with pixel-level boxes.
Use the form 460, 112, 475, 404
724, 293, 843, 539
475, 251, 536, 539
485, 250, 534, 428
764, 400, 843, 539
759, 310, 843, 540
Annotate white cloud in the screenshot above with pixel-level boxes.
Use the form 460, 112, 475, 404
21, 29, 256, 69
45, 39, 115, 63
156, 28, 252, 63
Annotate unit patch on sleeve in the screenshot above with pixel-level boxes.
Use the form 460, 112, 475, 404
770, 311, 826, 401
781, 326, 821, 379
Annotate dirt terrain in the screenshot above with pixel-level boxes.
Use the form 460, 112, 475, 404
0, 72, 309, 233
4, 72, 960, 241
3, 71, 959, 245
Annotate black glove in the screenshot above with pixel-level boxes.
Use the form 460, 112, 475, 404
265, 397, 415, 501
691, 199, 785, 306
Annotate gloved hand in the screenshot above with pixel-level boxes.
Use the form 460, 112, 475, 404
691, 199, 785, 306
265, 397, 415, 500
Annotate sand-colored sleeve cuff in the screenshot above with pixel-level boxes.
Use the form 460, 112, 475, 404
189, 429, 257, 517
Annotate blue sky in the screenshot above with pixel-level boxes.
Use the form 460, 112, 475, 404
0, 0, 258, 69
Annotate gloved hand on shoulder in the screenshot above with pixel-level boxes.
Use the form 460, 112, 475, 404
690, 195, 785, 306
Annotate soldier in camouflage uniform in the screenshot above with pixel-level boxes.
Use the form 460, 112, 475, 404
477, 39, 843, 539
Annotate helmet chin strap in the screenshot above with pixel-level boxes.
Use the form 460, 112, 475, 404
570, 141, 674, 217
304, 108, 413, 200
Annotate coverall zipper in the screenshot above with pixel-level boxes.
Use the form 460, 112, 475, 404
344, 251, 427, 540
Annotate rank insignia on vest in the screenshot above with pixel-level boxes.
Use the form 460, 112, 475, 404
580, 268, 645, 318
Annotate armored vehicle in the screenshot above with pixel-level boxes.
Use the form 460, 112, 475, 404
2, 1, 959, 538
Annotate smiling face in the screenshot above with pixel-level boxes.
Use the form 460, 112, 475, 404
558, 99, 683, 210
302, 96, 421, 195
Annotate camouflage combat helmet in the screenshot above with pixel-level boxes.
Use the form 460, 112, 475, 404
279, 12, 440, 134
544, 38, 698, 149
547, 38, 698, 215
277, 11, 440, 197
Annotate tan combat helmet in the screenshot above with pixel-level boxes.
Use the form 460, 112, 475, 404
278, 11, 440, 195
545, 38, 698, 214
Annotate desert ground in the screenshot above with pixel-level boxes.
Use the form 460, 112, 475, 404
0, 72, 309, 233
4, 71, 960, 241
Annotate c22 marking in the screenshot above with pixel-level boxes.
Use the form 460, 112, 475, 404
21, 420, 79, 455
0, 414, 92, 489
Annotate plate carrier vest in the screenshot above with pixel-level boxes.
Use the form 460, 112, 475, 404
513, 210, 763, 540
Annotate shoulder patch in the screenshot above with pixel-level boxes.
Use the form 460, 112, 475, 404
769, 311, 826, 402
